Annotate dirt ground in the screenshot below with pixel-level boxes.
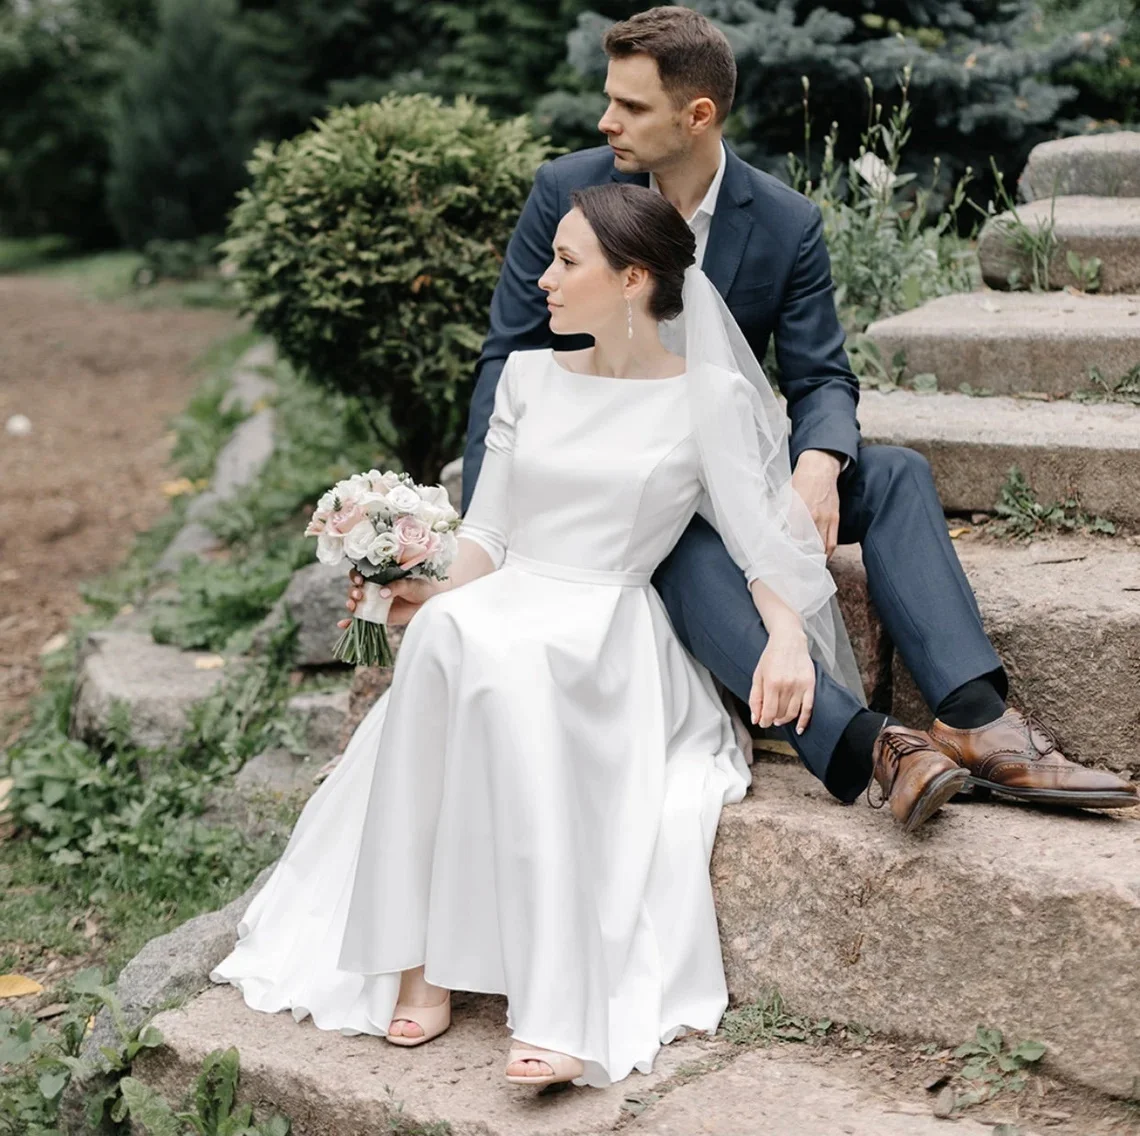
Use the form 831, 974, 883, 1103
0, 276, 236, 745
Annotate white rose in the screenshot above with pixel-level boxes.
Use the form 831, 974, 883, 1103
418, 484, 449, 507
317, 489, 338, 514
379, 470, 403, 491
342, 518, 378, 561
316, 533, 344, 565
387, 484, 421, 513
366, 531, 401, 565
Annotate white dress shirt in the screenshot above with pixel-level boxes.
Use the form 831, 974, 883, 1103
649, 142, 727, 269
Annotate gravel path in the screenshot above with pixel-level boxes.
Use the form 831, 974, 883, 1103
0, 276, 235, 744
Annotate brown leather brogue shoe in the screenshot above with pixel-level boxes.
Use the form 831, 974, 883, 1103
870, 725, 971, 833
929, 709, 1139, 809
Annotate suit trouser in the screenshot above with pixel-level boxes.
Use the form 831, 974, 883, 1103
652, 445, 1006, 800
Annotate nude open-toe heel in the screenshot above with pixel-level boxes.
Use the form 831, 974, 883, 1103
385, 994, 451, 1047
505, 1043, 584, 1087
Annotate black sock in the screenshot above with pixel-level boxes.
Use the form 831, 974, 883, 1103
825, 710, 901, 804
934, 677, 1006, 730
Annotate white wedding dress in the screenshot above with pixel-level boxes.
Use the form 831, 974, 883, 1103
211, 347, 755, 1088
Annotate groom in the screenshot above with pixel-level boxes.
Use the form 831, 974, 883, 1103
455, 5, 1137, 827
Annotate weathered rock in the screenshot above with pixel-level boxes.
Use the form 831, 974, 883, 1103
158, 409, 276, 572
627, 1050, 993, 1135
235, 748, 324, 796
864, 291, 1140, 397
220, 341, 278, 414
979, 195, 1140, 293
69, 629, 230, 752
1020, 130, 1140, 200
85, 867, 272, 1060
889, 536, 1140, 778
830, 545, 891, 709
714, 763, 1140, 1099
133, 985, 727, 1136
337, 638, 406, 749
285, 688, 350, 759
859, 389, 1140, 527
254, 561, 352, 667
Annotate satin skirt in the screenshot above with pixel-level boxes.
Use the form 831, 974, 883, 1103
210, 556, 751, 1087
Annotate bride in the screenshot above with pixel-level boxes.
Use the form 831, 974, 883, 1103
210, 183, 860, 1089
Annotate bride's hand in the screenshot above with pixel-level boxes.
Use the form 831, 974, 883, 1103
749, 628, 815, 735
337, 571, 446, 630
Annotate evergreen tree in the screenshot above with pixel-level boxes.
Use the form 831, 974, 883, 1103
104, 0, 250, 247
562, 1, 1120, 185
0, 0, 125, 245
428, 0, 642, 119
228, 0, 449, 145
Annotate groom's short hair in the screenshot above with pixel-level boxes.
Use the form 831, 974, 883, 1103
603, 6, 736, 125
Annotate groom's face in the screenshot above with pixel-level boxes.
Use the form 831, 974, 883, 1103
599, 55, 691, 174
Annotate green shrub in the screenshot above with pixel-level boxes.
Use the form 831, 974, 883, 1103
222, 94, 549, 482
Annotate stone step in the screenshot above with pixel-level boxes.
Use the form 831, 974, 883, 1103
863, 291, 1140, 397
131, 762, 1139, 1131
890, 535, 1140, 779
713, 765, 1140, 1100
69, 627, 232, 758
978, 195, 1140, 293
1019, 130, 1140, 200
858, 388, 1140, 527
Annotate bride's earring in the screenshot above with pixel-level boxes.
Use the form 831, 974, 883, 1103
626, 299, 633, 340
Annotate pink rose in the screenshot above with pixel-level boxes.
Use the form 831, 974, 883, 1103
325, 503, 366, 537
393, 514, 436, 569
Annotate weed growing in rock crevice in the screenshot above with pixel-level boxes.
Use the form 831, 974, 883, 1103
992, 466, 1116, 539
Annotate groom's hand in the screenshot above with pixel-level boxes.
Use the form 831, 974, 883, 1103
791, 450, 842, 560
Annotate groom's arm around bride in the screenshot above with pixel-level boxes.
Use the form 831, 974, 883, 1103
457, 6, 1138, 826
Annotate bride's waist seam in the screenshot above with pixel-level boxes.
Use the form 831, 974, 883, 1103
502, 551, 652, 587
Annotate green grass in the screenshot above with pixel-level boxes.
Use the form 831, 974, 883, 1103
0, 236, 237, 309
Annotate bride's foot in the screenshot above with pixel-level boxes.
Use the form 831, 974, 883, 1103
505, 1041, 584, 1087
385, 966, 451, 1047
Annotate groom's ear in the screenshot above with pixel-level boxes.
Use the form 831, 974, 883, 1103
685, 96, 717, 135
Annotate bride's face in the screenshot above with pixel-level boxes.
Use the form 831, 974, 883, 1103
538, 209, 636, 337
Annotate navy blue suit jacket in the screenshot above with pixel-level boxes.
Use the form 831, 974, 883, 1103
461, 144, 861, 511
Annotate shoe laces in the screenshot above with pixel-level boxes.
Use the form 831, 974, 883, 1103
866, 730, 928, 809
1019, 711, 1059, 758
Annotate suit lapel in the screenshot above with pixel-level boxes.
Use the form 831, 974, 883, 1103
703, 147, 754, 300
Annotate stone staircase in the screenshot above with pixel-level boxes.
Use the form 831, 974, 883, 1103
103, 137, 1140, 1132
861, 130, 1140, 781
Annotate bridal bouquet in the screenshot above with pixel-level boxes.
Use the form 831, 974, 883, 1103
305, 470, 461, 666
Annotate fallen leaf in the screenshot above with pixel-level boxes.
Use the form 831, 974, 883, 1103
83, 915, 99, 941
34, 1003, 69, 1020
948, 527, 971, 539
161, 477, 197, 498
39, 632, 68, 657
194, 655, 226, 671
0, 974, 44, 998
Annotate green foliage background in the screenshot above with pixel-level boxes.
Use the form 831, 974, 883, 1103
1, 0, 1134, 251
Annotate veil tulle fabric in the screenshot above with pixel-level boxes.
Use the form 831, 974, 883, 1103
660, 266, 866, 702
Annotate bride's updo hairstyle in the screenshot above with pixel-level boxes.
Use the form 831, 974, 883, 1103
569, 183, 696, 321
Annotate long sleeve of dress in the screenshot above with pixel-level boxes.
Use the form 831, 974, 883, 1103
457, 352, 519, 569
